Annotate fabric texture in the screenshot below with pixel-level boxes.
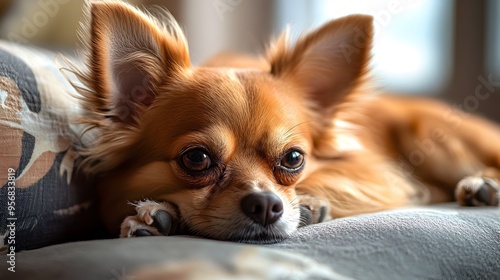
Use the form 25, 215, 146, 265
1, 205, 499, 279
0, 41, 99, 251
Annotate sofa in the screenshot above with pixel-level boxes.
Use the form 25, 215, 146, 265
1, 41, 499, 280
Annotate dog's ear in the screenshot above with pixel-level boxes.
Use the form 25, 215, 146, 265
87, 1, 189, 123
268, 15, 373, 112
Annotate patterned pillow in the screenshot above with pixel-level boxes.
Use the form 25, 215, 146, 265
0, 41, 100, 251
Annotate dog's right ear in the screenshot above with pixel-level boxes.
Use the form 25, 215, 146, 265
86, 1, 190, 124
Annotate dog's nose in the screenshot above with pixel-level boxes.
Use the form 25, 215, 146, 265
240, 192, 283, 226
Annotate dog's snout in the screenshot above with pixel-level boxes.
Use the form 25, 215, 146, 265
240, 192, 283, 226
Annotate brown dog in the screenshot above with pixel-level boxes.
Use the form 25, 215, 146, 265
74, 1, 499, 242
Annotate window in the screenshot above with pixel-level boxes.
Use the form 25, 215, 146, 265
487, 0, 500, 77
274, 0, 454, 94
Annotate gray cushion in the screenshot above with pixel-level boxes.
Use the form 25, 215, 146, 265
2, 204, 499, 280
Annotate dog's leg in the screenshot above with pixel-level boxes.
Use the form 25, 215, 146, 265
455, 169, 500, 206
297, 193, 331, 227
296, 154, 421, 226
120, 200, 180, 238
381, 97, 500, 207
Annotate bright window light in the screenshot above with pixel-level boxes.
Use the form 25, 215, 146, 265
274, 0, 454, 94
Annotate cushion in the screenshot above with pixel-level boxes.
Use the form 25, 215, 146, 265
0, 41, 100, 251
1, 204, 499, 279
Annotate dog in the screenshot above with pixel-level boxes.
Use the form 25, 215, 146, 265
73, 1, 499, 243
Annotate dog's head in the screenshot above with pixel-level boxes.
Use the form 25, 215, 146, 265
79, 1, 372, 242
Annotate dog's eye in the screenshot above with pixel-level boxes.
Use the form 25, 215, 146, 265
279, 150, 305, 171
181, 149, 212, 172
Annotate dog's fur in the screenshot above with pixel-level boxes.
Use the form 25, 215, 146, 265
74, 1, 500, 242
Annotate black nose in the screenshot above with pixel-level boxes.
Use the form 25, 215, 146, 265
240, 192, 284, 226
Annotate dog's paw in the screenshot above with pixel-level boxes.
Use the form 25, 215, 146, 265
120, 200, 179, 238
455, 177, 499, 206
297, 194, 331, 227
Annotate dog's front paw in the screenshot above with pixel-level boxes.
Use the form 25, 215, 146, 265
456, 177, 499, 206
120, 200, 179, 238
297, 194, 331, 227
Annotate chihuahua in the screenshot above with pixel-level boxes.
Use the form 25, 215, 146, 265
74, 1, 499, 243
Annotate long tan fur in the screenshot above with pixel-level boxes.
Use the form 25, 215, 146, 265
73, 1, 500, 239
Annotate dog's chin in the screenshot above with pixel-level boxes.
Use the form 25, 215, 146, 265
186, 219, 298, 244
226, 227, 292, 244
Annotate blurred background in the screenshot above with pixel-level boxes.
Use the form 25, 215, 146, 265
0, 0, 499, 121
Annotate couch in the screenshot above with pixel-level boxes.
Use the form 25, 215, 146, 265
1, 41, 499, 280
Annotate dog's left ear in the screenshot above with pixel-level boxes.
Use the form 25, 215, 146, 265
268, 15, 373, 111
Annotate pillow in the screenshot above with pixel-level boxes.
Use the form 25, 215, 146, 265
2, 205, 498, 279
0, 41, 100, 251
